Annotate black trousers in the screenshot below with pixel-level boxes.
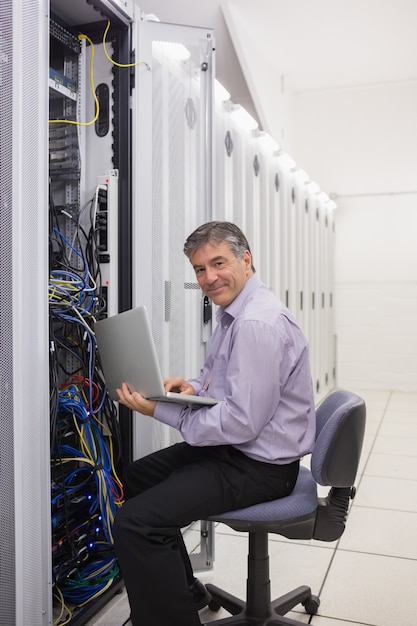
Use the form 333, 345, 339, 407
113, 442, 299, 626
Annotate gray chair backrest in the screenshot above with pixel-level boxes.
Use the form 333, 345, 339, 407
311, 389, 366, 488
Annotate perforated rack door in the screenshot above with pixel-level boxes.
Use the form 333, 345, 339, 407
132, 17, 215, 450
0, 0, 51, 624
0, 1, 16, 620
131, 18, 215, 571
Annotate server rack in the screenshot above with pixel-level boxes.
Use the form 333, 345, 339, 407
213, 98, 336, 398
0, 1, 133, 624
48, 2, 134, 623
0, 2, 335, 624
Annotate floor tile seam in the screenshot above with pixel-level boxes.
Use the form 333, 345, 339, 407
352, 505, 417, 515
384, 403, 417, 407
376, 431, 417, 437
310, 614, 377, 626
267, 535, 337, 550
387, 402, 417, 417
214, 528, 338, 551
335, 545, 417, 563
385, 408, 417, 414
382, 410, 417, 414
354, 389, 393, 493
310, 614, 375, 626
317, 486, 414, 598
313, 535, 340, 602
216, 533, 336, 556
381, 420, 417, 425
365, 451, 417, 458
349, 503, 417, 515
378, 432, 417, 437
212, 528, 246, 539
376, 437, 417, 445
371, 451, 417, 458
315, 544, 417, 622
361, 472, 417, 481
367, 453, 417, 460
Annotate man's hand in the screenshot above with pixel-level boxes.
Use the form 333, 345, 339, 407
116, 382, 157, 416
163, 377, 195, 395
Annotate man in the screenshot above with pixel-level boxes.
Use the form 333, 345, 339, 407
114, 221, 316, 626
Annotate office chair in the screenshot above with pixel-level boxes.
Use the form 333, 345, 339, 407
205, 388, 366, 626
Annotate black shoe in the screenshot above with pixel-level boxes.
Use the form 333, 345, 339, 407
189, 578, 212, 610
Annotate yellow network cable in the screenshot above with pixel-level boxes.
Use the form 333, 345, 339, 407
67, 390, 122, 501
48, 288, 72, 305
70, 414, 123, 538
49, 279, 84, 292
102, 20, 148, 68
59, 455, 94, 468
52, 586, 72, 626
73, 416, 98, 462
49, 21, 148, 126
91, 415, 124, 501
49, 33, 99, 126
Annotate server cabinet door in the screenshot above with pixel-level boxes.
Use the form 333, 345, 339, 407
130, 15, 215, 572
1, 0, 51, 624
131, 17, 215, 458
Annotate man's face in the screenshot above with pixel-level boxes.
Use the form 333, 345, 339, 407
190, 241, 253, 307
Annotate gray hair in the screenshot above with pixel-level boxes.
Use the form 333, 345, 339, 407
183, 221, 256, 272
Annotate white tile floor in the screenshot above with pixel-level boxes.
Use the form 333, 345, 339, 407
86, 389, 417, 626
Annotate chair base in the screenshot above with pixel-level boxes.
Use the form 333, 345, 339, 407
205, 583, 319, 626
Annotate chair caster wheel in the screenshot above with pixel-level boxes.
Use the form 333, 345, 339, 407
303, 594, 320, 615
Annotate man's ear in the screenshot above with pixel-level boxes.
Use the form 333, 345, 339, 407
243, 250, 252, 271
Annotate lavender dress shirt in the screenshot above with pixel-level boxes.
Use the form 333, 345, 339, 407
154, 274, 316, 464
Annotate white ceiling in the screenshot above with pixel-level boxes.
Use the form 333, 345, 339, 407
137, 0, 417, 133
222, 0, 417, 92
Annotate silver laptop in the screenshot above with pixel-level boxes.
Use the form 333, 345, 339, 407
95, 305, 219, 407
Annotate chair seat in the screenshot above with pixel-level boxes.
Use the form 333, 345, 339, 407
209, 466, 318, 536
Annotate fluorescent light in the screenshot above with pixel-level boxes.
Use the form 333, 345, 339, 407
326, 199, 337, 211
230, 105, 258, 131
215, 80, 231, 103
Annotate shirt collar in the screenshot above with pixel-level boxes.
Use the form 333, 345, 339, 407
215, 273, 262, 322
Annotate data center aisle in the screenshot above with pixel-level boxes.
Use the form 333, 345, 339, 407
87, 389, 417, 626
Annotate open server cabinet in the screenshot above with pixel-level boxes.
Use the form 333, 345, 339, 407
0, 0, 215, 624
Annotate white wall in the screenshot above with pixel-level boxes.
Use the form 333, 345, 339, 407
292, 81, 417, 391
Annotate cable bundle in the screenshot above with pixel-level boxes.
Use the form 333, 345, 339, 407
49, 191, 124, 624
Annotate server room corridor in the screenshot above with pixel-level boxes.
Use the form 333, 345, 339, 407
86, 388, 417, 626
